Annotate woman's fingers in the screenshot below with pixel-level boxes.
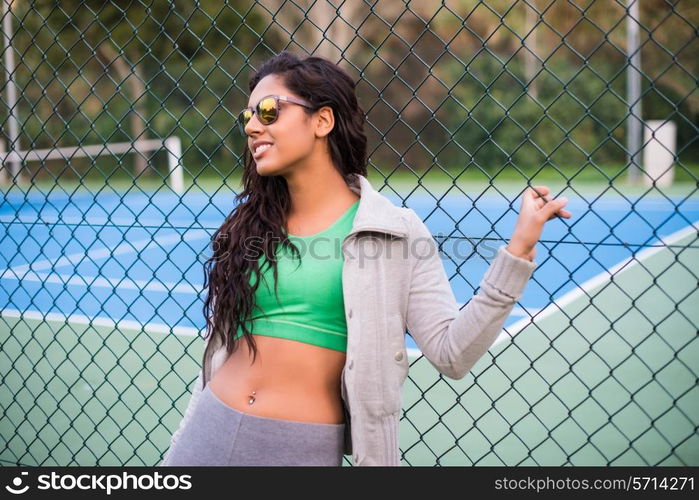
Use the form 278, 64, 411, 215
526, 185, 573, 220
539, 195, 569, 221
547, 209, 572, 221
558, 208, 573, 218
529, 185, 550, 199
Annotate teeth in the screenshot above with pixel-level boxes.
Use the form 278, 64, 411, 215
255, 144, 271, 154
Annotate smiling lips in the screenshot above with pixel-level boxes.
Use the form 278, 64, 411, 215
253, 143, 272, 159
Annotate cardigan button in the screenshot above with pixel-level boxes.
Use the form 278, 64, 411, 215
348, 359, 354, 370
348, 308, 353, 319
394, 351, 404, 362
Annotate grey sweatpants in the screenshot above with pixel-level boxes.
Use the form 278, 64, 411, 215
160, 384, 346, 466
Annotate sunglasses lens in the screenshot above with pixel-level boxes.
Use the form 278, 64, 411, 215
238, 109, 253, 132
238, 97, 280, 134
257, 97, 278, 124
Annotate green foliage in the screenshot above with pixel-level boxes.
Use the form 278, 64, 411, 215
1, 0, 696, 182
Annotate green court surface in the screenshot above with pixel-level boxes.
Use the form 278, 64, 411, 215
400, 230, 698, 465
0, 316, 203, 466
1, 232, 697, 466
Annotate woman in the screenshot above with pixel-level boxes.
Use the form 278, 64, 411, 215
160, 50, 572, 466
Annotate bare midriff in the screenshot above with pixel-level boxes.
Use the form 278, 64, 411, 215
207, 334, 347, 425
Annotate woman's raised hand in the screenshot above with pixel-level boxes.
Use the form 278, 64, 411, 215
505, 185, 572, 262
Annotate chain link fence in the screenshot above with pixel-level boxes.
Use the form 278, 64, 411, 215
1, 0, 697, 466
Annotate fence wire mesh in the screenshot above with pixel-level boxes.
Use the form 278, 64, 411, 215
0, 0, 697, 466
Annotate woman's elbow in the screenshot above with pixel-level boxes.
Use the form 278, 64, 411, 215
435, 360, 473, 380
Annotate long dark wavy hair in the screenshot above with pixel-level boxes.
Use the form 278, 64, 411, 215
200, 50, 368, 385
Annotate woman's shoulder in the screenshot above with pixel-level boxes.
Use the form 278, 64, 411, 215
397, 206, 431, 240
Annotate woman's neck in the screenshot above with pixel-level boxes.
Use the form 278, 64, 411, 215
284, 167, 359, 219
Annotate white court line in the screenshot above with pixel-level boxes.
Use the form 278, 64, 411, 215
0, 270, 201, 295
510, 306, 542, 317
0, 213, 221, 228
0, 308, 202, 337
406, 221, 699, 359
5, 228, 209, 276
4, 223, 694, 361
0, 213, 211, 229
494, 220, 699, 346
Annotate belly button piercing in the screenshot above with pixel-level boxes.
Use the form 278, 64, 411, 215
248, 391, 256, 405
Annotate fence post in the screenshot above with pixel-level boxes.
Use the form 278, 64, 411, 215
626, 0, 643, 185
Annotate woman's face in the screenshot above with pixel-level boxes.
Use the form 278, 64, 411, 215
244, 74, 316, 177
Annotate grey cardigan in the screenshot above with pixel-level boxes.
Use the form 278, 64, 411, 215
161, 173, 537, 466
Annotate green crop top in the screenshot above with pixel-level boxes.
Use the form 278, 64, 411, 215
232, 199, 360, 353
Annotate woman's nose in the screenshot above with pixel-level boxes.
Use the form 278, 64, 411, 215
244, 112, 264, 135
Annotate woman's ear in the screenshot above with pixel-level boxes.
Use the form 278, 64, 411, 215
313, 105, 335, 138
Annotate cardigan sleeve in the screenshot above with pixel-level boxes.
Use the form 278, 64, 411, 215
158, 368, 205, 465
404, 209, 537, 380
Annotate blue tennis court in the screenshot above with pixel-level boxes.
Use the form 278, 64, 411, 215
1, 189, 697, 349
1, 187, 697, 465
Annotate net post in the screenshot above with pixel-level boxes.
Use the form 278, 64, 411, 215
0, 136, 7, 185
165, 136, 184, 194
